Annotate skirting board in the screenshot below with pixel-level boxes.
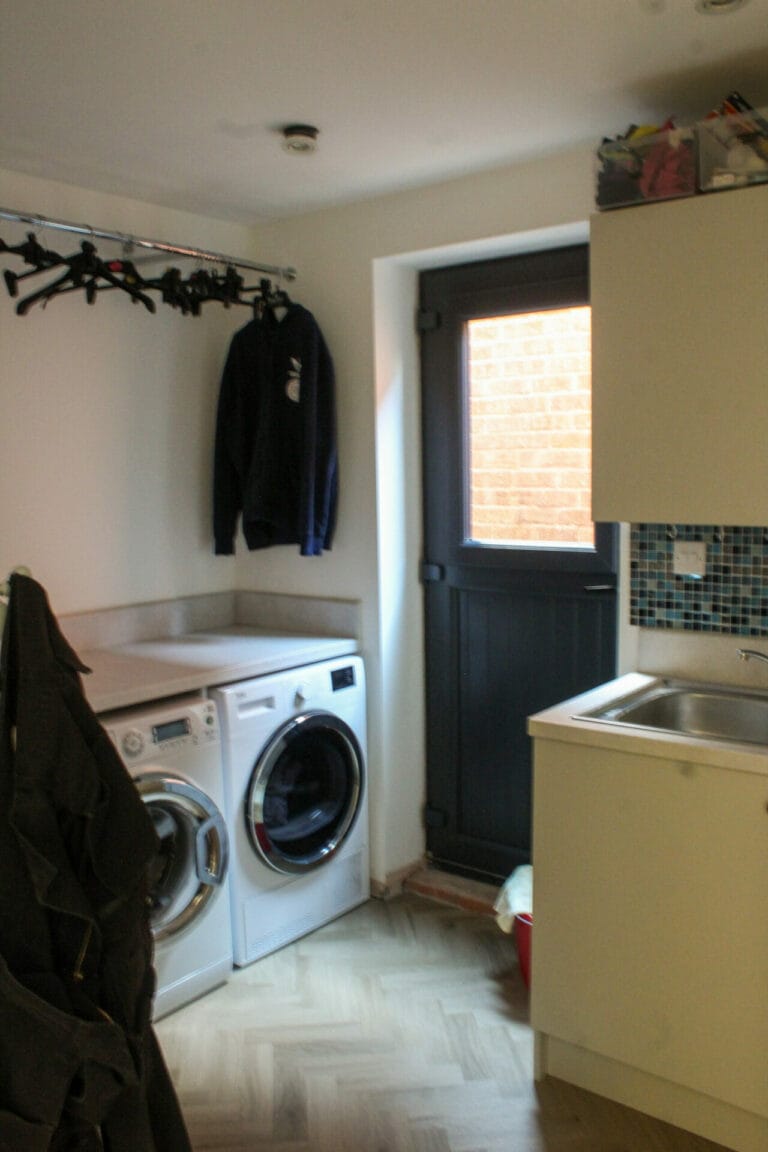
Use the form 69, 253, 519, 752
535, 1031, 767, 1152
370, 860, 424, 900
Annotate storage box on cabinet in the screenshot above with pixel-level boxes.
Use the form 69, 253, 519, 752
697, 104, 768, 192
595, 124, 696, 210
595, 105, 768, 209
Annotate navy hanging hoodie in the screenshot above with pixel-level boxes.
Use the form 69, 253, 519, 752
213, 303, 337, 557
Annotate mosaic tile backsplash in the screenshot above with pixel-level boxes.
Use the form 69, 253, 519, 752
630, 525, 768, 635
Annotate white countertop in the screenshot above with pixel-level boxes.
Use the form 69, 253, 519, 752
80, 626, 358, 714
528, 672, 768, 778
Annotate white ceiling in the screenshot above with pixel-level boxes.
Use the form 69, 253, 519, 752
1, 0, 768, 223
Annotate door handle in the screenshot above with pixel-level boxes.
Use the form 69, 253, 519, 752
195, 815, 226, 885
420, 561, 445, 583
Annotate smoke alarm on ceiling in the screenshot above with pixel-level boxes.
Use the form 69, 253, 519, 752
281, 124, 319, 153
694, 0, 749, 12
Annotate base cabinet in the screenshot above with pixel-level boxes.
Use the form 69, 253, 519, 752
531, 737, 768, 1152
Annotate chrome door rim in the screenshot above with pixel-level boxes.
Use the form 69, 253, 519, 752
135, 772, 229, 941
246, 710, 363, 875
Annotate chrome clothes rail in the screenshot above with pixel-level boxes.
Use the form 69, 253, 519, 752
0, 206, 297, 281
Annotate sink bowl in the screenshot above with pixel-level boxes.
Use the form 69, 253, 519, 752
578, 679, 768, 746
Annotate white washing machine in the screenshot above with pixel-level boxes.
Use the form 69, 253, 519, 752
100, 694, 233, 1019
211, 654, 369, 968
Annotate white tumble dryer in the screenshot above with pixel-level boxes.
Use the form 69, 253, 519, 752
100, 694, 233, 1019
211, 654, 369, 968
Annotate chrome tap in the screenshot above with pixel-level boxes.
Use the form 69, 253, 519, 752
737, 648, 768, 666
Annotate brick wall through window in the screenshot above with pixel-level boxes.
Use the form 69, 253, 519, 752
466, 306, 593, 548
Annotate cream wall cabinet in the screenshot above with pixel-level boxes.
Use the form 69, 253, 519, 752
531, 736, 768, 1151
591, 186, 768, 524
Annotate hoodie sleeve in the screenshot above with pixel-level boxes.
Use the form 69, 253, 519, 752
212, 323, 260, 555
295, 315, 337, 557
307, 323, 337, 555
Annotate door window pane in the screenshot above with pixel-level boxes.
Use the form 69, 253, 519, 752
466, 306, 593, 548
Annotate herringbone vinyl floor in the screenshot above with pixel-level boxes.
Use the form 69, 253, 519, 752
156, 894, 729, 1152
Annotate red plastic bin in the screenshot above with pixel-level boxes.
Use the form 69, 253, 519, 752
514, 912, 532, 989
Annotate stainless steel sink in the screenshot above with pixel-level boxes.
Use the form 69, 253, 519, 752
577, 680, 768, 746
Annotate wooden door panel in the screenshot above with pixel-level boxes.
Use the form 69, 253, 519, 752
426, 576, 616, 877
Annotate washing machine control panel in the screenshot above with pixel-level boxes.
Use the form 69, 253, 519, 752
101, 699, 219, 764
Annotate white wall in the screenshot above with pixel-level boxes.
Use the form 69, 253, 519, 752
0, 166, 261, 613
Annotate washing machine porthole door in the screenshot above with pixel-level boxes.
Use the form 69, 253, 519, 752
135, 773, 229, 942
246, 710, 363, 875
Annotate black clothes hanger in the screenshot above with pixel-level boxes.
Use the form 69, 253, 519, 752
0, 231, 60, 268
16, 242, 156, 315
272, 286, 291, 307
16, 240, 102, 314
77, 257, 156, 313
244, 277, 292, 320
267, 281, 292, 320
184, 269, 215, 315
2, 236, 155, 314
0, 227, 297, 318
183, 266, 246, 314
219, 265, 245, 308
146, 267, 194, 315
1, 232, 63, 298
80, 258, 157, 313
247, 278, 272, 319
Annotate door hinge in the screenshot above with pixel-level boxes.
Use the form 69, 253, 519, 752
424, 803, 447, 829
420, 561, 445, 584
417, 308, 441, 333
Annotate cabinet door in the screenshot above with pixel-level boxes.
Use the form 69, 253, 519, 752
591, 186, 768, 524
531, 739, 768, 1118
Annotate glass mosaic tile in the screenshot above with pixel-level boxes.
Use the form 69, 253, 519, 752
629, 524, 768, 636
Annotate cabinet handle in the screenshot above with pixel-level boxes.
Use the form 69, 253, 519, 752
584, 584, 614, 593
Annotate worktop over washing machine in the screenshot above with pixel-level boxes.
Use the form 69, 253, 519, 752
78, 626, 358, 714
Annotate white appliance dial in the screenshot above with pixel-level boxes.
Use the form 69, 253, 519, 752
121, 729, 145, 758
294, 683, 314, 706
